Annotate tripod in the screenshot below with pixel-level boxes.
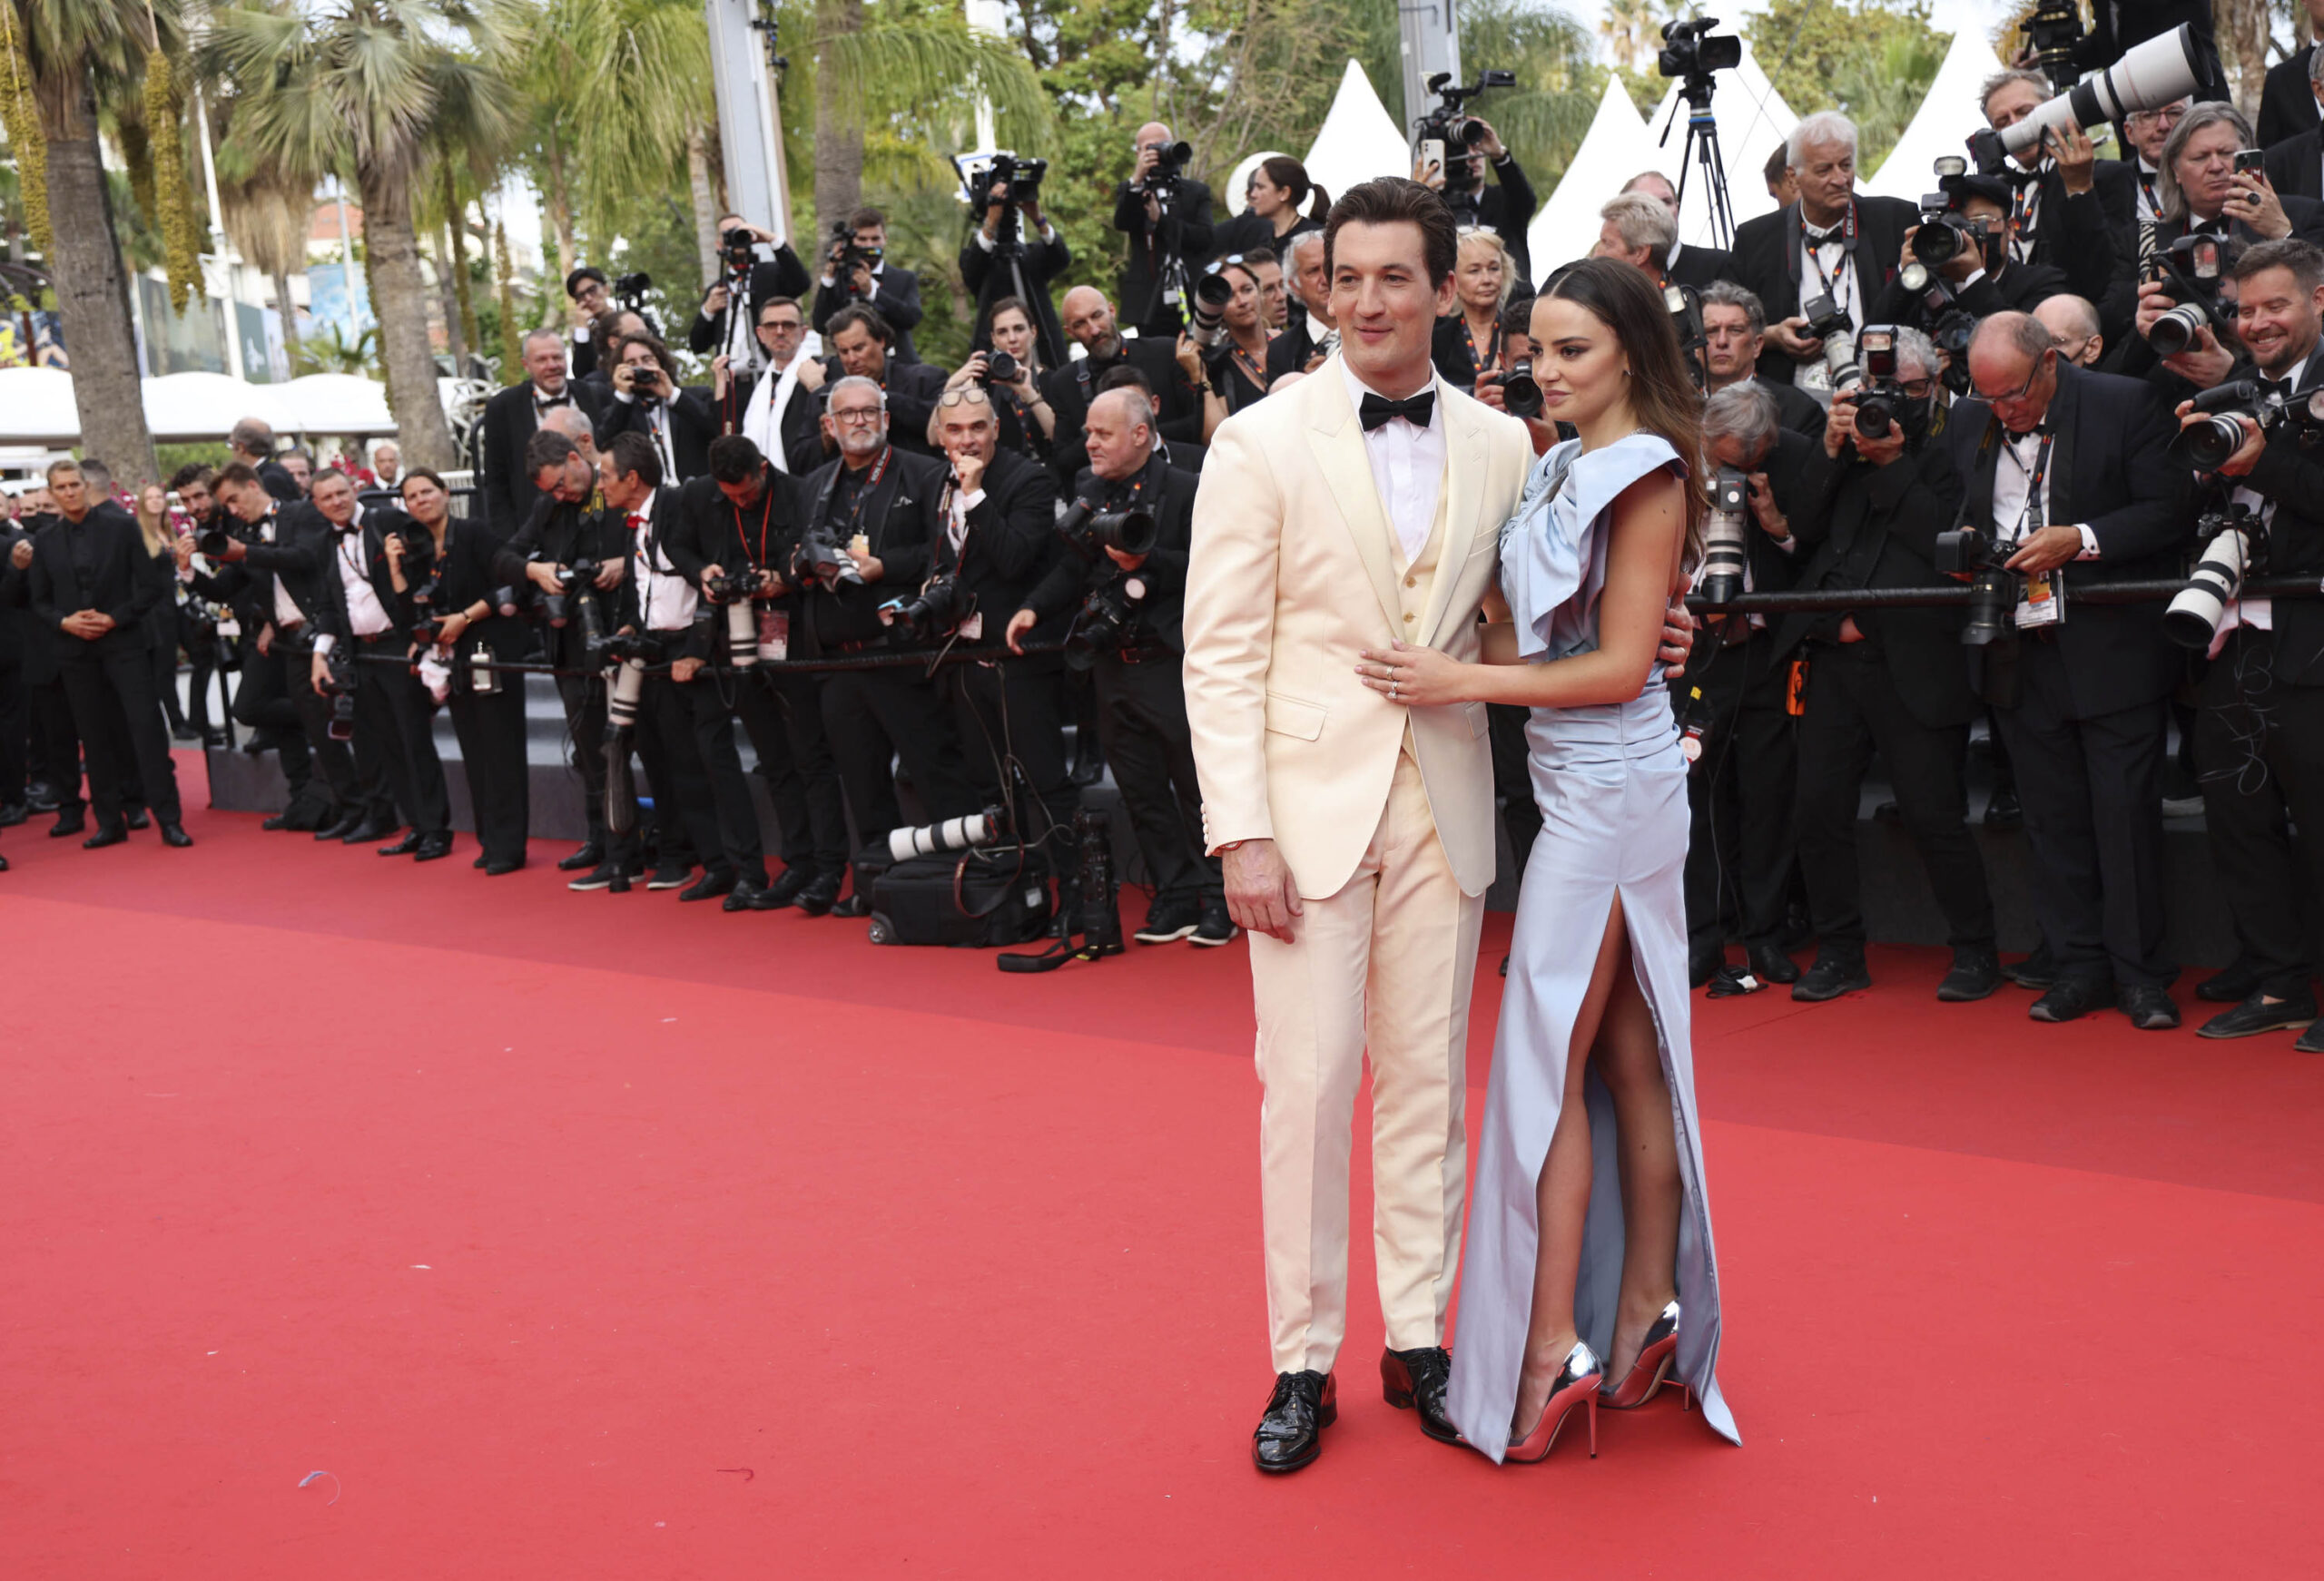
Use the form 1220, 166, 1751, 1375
1660, 71, 1737, 253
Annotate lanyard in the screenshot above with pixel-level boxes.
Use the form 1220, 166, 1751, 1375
1462, 317, 1501, 380
1228, 338, 1271, 403
733, 476, 776, 572
2002, 431, 2053, 539
1802, 201, 1858, 323
824, 447, 893, 537
2008, 168, 2043, 264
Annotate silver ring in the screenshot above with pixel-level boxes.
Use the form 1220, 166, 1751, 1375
1390, 679, 1401, 700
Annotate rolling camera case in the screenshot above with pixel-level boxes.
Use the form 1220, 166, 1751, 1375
867, 847, 1051, 948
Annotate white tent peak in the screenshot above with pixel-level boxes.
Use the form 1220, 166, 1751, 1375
1303, 60, 1411, 207
1867, 28, 2010, 200
1529, 77, 1663, 279
1644, 33, 1799, 247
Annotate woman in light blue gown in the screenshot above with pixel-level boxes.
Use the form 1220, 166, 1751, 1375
1359, 258, 1739, 1462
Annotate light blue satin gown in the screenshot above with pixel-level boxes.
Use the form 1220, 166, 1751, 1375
1444, 431, 1741, 1458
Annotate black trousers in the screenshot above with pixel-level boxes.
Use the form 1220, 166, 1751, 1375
148, 620, 187, 731
351, 633, 449, 833
265, 636, 361, 809
28, 673, 83, 811
637, 668, 722, 876
1679, 632, 1797, 953
447, 673, 530, 865
0, 654, 25, 805
671, 665, 768, 884
732, 664, 849, 877
179, 607, 219, 734
55, 637, 180, 824
1993, 639, 2172, 987
2197, 631, 2324, 997
944, 656, 1078, 842
819, 663, 980, 843
1793, 641, 1994, 953
1488, 702, 1541, 877
554, 668, 613, 846
1093, 649, 1218, 902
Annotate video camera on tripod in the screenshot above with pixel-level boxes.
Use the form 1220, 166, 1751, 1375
1414, 69, 1515, 193
827, 220, 882, 300
1655, 16, 1745, 249
2019, 0, 2088, 95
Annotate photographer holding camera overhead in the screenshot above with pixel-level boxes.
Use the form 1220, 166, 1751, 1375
686, 212, 812, 426
1007, 386, 1224, 947
1940, 312, 2191, 1030
2148, 239, 2324, 1048
1113, 123, 1216, 336
812, 206, 924, 364
1413, 72, 1535, 290
960, 152, 1071, 368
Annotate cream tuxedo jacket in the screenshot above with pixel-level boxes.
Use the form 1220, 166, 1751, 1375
1182, 362, 1535, 899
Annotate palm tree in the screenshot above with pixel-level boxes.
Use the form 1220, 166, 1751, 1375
1599, 0, 1669, 74
3, 0, 178, 483
208, 1, 518, 470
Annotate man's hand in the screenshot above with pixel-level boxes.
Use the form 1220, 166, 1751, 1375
1175, 332, 1203, 383
1105, 546, 1146, 571
1745, 471, 1790, 538
849, 548, 883, 583
1475, 376, 1508, 411
310, 653, 331, 695
2175, 403, 2269, 476
384, 533, 406, 570
704, 281, 731, 317
1473, 119, 1507, 160
757, 568, 786, 598
2004, 524, 2084, 574
61, 610, 107, 640
796, 356, 828, 393
1224, 838, 1302, 942
172, 535, 196, 571
2226, 168, 2293, 241
1825, 397, 1858, 459
850, 261, 874, 297
527, 562, 565, 594
1854, 425, 1908, 468
1132, 142, 1159, 183
1412, 153, 1446, 191
1004, 607, 1038, 654
595, 559, 625, 590
257, 622, 273, 656
700, 562, 727, 594
952, 450, 987, 496
612, 363, 636, 396
1766, 315, 1824, 360
1659, 600, 1696, 676
2162, 324, 2238, 389
672, 655, 704, 682
216, 536, 248, 563
1838, 614, 1866, 643
438, 611, 471, 648
946, 355, 985, 391
981, 180, 1009, 238
2046, 124, 2097, 194
712, 352, 731, 400
9, 537, 30, 570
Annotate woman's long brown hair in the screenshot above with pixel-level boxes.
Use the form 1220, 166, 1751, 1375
1541, 257, 1708, 566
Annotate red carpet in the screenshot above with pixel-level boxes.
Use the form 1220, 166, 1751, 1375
5, 779, 2323, 1576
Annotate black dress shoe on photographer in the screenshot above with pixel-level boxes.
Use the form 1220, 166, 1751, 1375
2118, 985, 2181, 1031
124, 807, 150, 831
2198, 990, 2316, 1040
1791, 951, 1870, 1002
831, 891, 872, 918
344, 818, 399, 846
1252, 1370, 1336, 1474
82, 823, 128, 849
761, 867, 812, 908
261, 812, 293, 830
557, 840, 606, 873
1382, 1347, 1460, 1445
794, 870, 843, 916
1746, 941, 1799, 985
378, 830, 423, 857
2001, 946, 2056, 990
723, 879, 776, 912
0, 801, 25, 828
412, 832, 455, 862
159, 822, 193, 849
1689, 941, 1724, 988
567, 861, 626, 892
1136, 893, 1201, 944
484, 858, 524, 877
1936, 948, 2003, 1003
679, 869, 736, 902
313, 810, 359, 840
2295, 1023, 2324, 1054
25, 784, 56, 812
49, 810, 85, 838
2196, 957, 2266, 1004
2028, 976, 2111, 1024
1984, 788, 2023, 830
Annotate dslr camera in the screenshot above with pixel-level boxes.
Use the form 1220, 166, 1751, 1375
970, 151, 1047, 207
1697, 468, 1750, 604
792, 525, 849, 584
1139, 137, 1193, 199
1478, 358, 1543, 419
1064, 574, 1151, 668
1055, 497, 1158, 561
1799, 291, 1861, 390
1187, 259, 1237, 349
1932, 525, 2017, 647
194, 519, 238, 559
1658, 16, 1742, 83
317, 645, 359, 741
614, 271, 652, 310
2143, 232, 2231, 357
828, 220, 882, 294
1414, 69, 1515, 194
2166, 377, 2324, 471
2164, 498, 2263, 650
980, 349, 1020, 388
1848, 326, 1909, 438
721, 226, 756, 271
880, 572, 973, 644
1912, 157, 1980, 267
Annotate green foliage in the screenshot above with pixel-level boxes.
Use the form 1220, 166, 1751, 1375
1746, 0, 1952, 172
293, 321, 378, 376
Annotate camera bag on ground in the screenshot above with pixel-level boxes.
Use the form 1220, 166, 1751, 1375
867, 845, 1051, 948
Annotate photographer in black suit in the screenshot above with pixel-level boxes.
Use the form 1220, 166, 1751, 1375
1973, 70, 2120, 309
961, 170, 1071, 367
684, 214, 812, 405
821, 305, 948, 461
1874, 171, 2070, 333
712, 296, 827, 476
1620, 170, 1729, 289
925, 384, 1074, 846
1006, 387, 1225, 947
1699, 283, 1826, 436
2262, 47, 2324, 202
22, 459, 188, 849
482, 329, 609, 532
1945, 312, 2193, 1028
1775, 327, 2000, 1005
2162, 240, 2324, 1047
2260, 4, 2324, 149
1112, 122, 1216, 335
229, 417, 301, 504
1728, 112, 1921, 397
1039, 286, 1199, 486
811, 206, 923, 365
596, 330, 717, 486
1418, 114, 1537, 290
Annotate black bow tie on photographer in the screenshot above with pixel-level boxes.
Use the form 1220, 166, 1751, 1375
536, 393, 569, 410
1359, 390, 1435, 432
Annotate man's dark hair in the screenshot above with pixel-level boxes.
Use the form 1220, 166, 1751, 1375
1096, 363, 1157, 400
1500, 294, 1535, 342
2233, 237, 2324, 294
1243, 245, 1278, 271
168, 462, 214, 493
525, 428, 581, 476
615, 330, 676, 378
825, 303, 893, 345
847, 206, 887, 232
1323, 177, 1458, 289
707, 434, 764, 483
758, 294, 803, 325
566, 266, 607, 298
606, 430, 663, 490
1763, 142, 1790, 189
215, 461, 261, 490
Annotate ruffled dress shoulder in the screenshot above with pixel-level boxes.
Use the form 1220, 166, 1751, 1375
1498, 431, 1687, 663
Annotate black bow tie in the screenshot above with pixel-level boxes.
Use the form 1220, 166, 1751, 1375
1359, 389, 1434, 432
1804, 223, 1840, 248
536, 392, 569, 409
2261, 374, 2297, 398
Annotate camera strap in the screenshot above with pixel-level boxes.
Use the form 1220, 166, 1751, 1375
2006, 165, 2047, 264
2003, 429, 2054, 538
1800, 201, 1860, 324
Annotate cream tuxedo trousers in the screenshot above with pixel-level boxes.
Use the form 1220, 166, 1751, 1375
1249, 752, 1486, 1375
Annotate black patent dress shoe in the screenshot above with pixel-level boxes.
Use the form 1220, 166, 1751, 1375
483, 857, 525, 877
343, 818, 399, 845
2197, 957, 2266, 1004
761, 867, 811, 908
158, 822, 193, 849
313, 811, 361, 841
1383, 1347, 1460, 1445
1936, 948, 2003, 1003
2118, 985, 2181, 1031
1746, 941, 1799, 984
261, 812, 293, 830
82, 824, 128, 849
680, 869, 737, 902
2294, 1023, 2324, 1054
723, 879, 776, 912
2198, 991, 2317, 1040
557, 840, 606, 873
794, 870, 843, 916
474, 855, 489, 869
2028, 977, 2111, 1024
49, 810, 86, 838
378, 830, 424, 857
0, 801, 25, 828
412, 832, 455, 862
2001, 946, 2056, 990
124, 807, 151, 831
1791, 952, 1870, 1002
830, 892, 871, 918
1253, 1370, 1336, 1474
1689, 942, 1724, 988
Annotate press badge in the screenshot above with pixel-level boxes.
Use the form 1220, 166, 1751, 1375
959, 612, 984, 641
756, 608, 789, 662
2014, 567, 2064, 630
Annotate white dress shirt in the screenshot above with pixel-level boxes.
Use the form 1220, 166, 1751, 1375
1793, 219, 1857, 396
261, 507, 303, 629
743, 354, 803, 473
944, 481, 986, 555
1990, 424, 2103, 565
611, 389, 680, 483
1339, 358, 1444, 565
628, 488, 698, 631
2214, 346, 2321, 652
316, 505, 388, 653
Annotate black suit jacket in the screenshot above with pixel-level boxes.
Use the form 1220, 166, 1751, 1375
2260, 45, 2320, 152
1265, 318, 1332, 383
2230, 350, 2324, 686
2007, 165, 2120, 307
595, 386, 719, 484
491, 487, 628, 670
684, 246, 813, 359
1728, 195, 1920, 383
483, 378, 611, 531
1941, 360, 2192, 716
1035, 338, 1201, 486
1773, 438, 1980, 729
25, 503, 162, 661
2264, 127, 2324, 203
257, 458, 301, 504
1669, 242, 1731, 290
1113, 177, 1216, 332
790, 447, 948, 653
232, 501, 338, 635
1025, 458, 1197, 651
313, 506, 420, 647
1440, 159, 1539, 288
929, 448, 1059, 643
960, 224, 1073, 367
1868, 257, 2067, 336
2091, 159, 2149, 230
1748, 375, 1827, 438
811, 263, 923, 364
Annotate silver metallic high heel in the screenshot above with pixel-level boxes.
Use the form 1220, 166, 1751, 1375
1507, 1340, 1601, 1462
1601, 1300, 1681, 1409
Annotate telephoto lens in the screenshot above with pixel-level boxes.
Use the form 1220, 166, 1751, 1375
2163, 523, 2256, 650
1187, 268, 1235, 349
888, 808, 1004, 862
1697, 468, 1750, 604
1089, 506, 1157, 557
2147, 301, 2211, 358
726, 600, 758, 668
606, 654, 646, 732
1822, 328, 1862, 393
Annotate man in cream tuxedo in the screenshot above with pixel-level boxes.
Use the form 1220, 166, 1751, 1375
1184, 179, 1536, 1474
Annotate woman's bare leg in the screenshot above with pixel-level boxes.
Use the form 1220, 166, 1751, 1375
1595, 943, 1682, 1385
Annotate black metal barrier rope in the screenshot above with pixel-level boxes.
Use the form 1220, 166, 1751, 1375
338, 638, 1073, 677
